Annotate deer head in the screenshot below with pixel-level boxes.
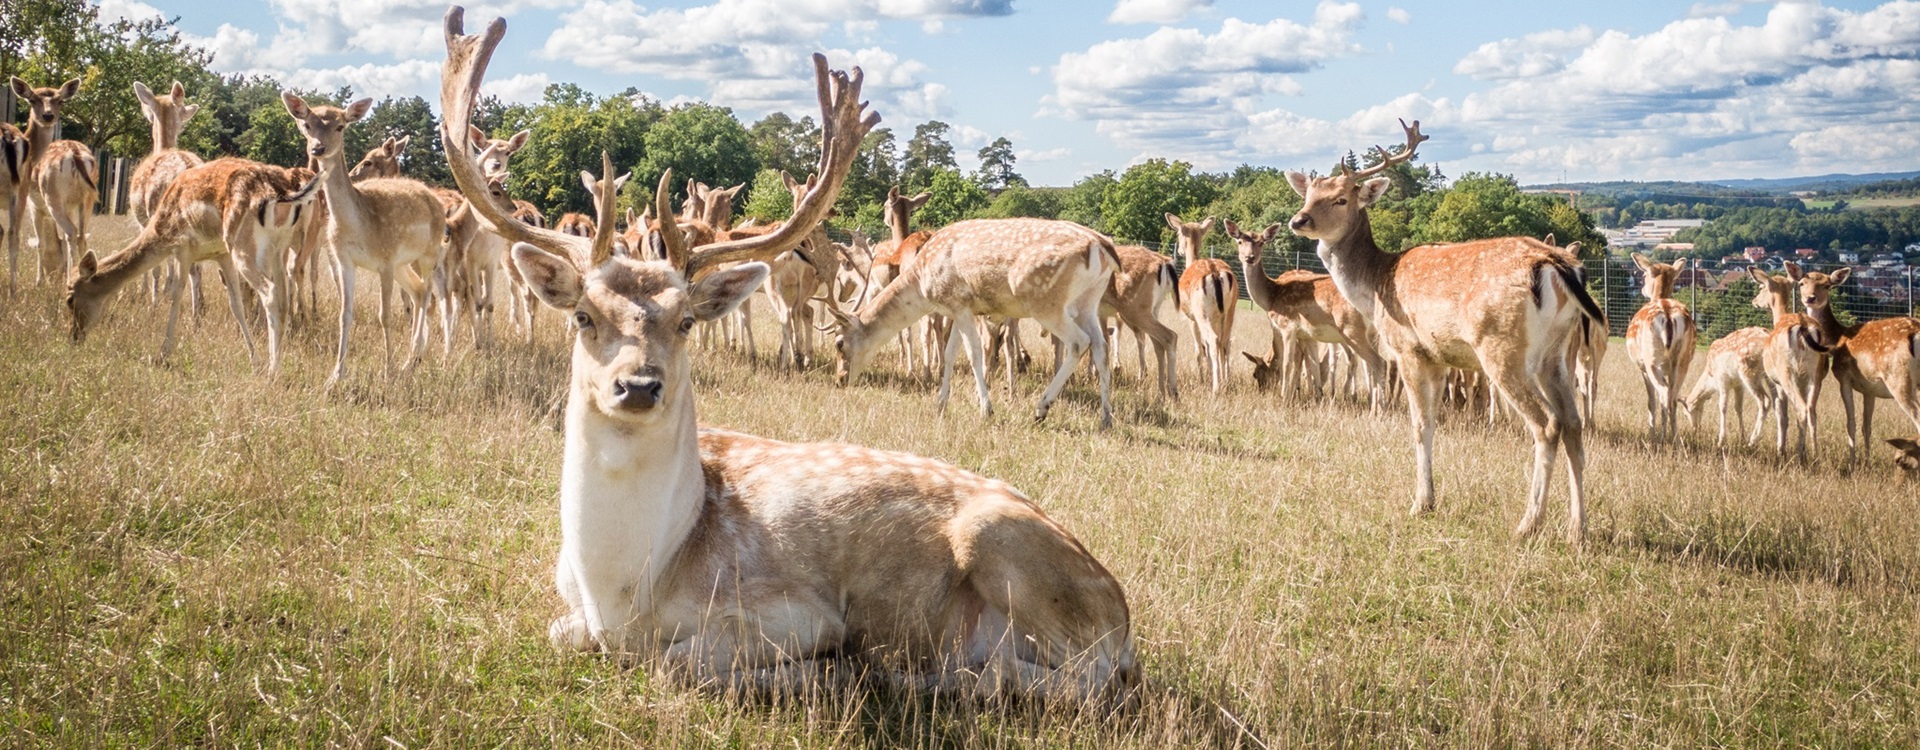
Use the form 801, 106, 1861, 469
703, 182, 744, 229
1746, 267, 1792, 313
1285, 119, 1426, 244
1784, 260, 1848, 312
1890, 437, 1920, 479
881, 184, 931, 236
132, 81, 199, 149
1631, 253, 1686, 300
1223, 220, 1282, 264
468, 125, 530, 174
1164, 214, 1215, 265
349, 134, 410, 180
10, 77, 81, 130
1242, 351, 1281, 392
283, 93, 374, 162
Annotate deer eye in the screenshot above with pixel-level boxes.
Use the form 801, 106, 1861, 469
1334, 198, 1349, 206
573, 311, 593, 329
678, 317, 695, 334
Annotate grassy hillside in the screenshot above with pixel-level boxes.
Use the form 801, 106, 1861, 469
3, 217, 1917, 747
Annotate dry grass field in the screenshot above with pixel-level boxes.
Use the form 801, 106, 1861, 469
3, 216, 1918, 747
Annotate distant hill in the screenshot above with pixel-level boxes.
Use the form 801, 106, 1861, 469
1528, 172, 1920, 197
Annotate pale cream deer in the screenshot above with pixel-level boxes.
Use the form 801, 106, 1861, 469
867, 184, 938, 377
0, 121, 24, 293
11, 77, 97, 286
130, 81, 207, 303
827, 218, 1120, 428
1168, 215, 1236, 393
1682, 268, 1791, 447
1227, 220, 1385, 407
1101, 243, 1178, 400
1285, 120, 1606, 543
1624, 253, 1697, 444
441, 11, 1134, 699
284, 93, 447, 385
1761, 261, 1840, 461
66, 159, 318, 370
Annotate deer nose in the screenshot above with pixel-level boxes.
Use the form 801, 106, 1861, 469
309, 145, 327, 157
1289, 214, 1311, 231
610, 375, 664, 410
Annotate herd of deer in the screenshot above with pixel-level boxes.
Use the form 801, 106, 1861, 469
4, 5, 1917, 704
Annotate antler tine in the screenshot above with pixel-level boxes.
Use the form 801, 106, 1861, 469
682, 53, 879, 279
1353, 118, 1428, 180
589, 150, 618, 266
440, 7, 589, 265
654, 169, 688, 269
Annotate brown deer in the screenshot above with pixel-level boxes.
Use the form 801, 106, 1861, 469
1817, 286, 1920, 462
1168, 215, 1236, 393
1285, 120, 1605, 543
1226, 220, 1385, 407
556, 212, 594, 238
1101, 243, 1179, 400
11, 77, 97, 286
1624, 253, 1697, 444
1761, 261, 1841, 461
440, 10, 1135, 699
826, 218, 1121, 428
283, 93, 447, 385
129, 82, 206, 301
66, 159, 319, 369
0, 121, 24, 293
348, 134, 410, 180
1682, 268, 1791, 447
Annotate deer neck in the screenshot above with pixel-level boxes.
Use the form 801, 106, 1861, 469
22, 117, 55, 172
78, 226, 180, 300
1313, 213, 1395, 321
1236, 250, 1281, 312
149, 119, 180, 153
852, 271, 935, 356
1804, 300, 1855, 344
1765, 291, 1792, 325
315, 151, 372, 232
560, 365, 706, 615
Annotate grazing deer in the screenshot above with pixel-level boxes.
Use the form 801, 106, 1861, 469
66, 159, 319, 369
1761, 262, 1840, 461
283, 93, 447, 385
441, 11, 1135, 699
1890, 436, 1920, 480
868, 185, 938, 376
129, 82, 207, 302
1818, 292, 1920, 462
11, 78, 98, 286
1227, 220, 1385, 407
1286, 120, 1605, 542
827, 218, 1120, 428
1101, 244, 1178, 400
1682, 268, 1792, 448
1624, 254, 1697, 445
1168, 215, 1236, 393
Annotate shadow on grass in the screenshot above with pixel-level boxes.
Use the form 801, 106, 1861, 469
1605, 513, 1913, 591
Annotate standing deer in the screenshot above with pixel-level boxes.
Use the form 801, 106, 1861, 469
66, 159, 319, 369
11, 78, 97, 286
1624, 253, 1697, 444
1761, 261, 1840, 461
0, 121, 23, 293
1227, 220, 1385, 407
283, 93, 447, 385
1101, 243, 1178, 400
1168, 215, 1236, 393
1682, 268, 1791, 448
1817, 285, 1920, 461
129, 82, 206, 305
442, 11, 1134, 699
827, 218, 1120, 428
1285, 119, 1605, 543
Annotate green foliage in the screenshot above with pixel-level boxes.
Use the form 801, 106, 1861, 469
178, 74, 282, 157
1204, 167, 1309, 256
1058, 171, 1115, 230
978, 185, 1061, 220
973, 136, 1023, 191
501, 85, 661, 219
638, 103, 759, 211
901, 121, 956, 195
840, 127, 899, 218
3, 2, 217, 157
1676, 205, 1920, 257
1413, 172, 1605, 255
1101, 159, 1219, 244
741, 168, 794, 223
242, 88, 356, 169
356, 95, 446, 185
915, 168, 989, 228
748, 112, 818, 181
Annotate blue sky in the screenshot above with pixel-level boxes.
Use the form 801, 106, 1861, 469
103, 0, 1920, 186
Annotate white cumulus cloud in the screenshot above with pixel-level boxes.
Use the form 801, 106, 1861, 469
1107, 0, 1212, 25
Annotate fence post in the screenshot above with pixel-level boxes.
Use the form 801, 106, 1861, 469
1602, 255, 1612, 336
1909, 262, 1915, 317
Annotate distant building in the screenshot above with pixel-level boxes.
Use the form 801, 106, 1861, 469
1839, 252, 1861, 263
1653, 242, 1695, 252
1744, 246, 1767, 262
1795, 248, 1818, 258
1611, 219, 1708, 249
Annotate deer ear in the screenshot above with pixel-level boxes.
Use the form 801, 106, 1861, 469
1223, 219, 1241, 238
1356, 177, 1392, 207
613, 172, 632, 193
510, 243, 582, 309
1672, 257, 1689, 273
506, 129, 531, 151
1830, 267, 1850, 285
182, 104, 201, 123
690, 262, 769, 322
1747, 267, 1769, 285
1199, 216, 1216, 233
281, 92, 310, 120
1241, 351, 1262, 365
392, 135, 411, 153
580, 170, 597, 192
1543, 232, 1556, 246
1164, 213, 1183, 232
1262, 223, 1283, 241
1284, 171, 1311, 197
73, 250, 98, 282
468, 124, 487, 144
1785, 260, 1804, 280
907, 192, 931, 210
9, 77, 29, 100
1630, 252, 1651, 271
132, 82, 157, 112
1888, 437, 1920, 454
57, 78, 80, 100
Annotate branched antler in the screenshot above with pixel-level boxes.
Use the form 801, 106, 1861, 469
1338, 118, 1428, 180
439, 6, 878, 279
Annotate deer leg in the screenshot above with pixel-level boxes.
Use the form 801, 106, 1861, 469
1085, 311, 1113, 429
1641, 374, 1659, 445
158, 252, 189, 363
1402, 357, 1443, 516
1859, 390, 1876, 463
214, 255, 259, 370
1034, 315, 1087, 423
328, 255, 356, 388
4, 192, 21, 295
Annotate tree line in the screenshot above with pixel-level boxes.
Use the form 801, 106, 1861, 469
6, 0, 1605, 257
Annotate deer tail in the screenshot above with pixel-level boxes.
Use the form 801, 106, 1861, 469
1210, 272, 1227, 314
1164, 262, 1179, 308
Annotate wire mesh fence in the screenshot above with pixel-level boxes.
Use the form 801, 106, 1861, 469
1127, 236, 1918, 344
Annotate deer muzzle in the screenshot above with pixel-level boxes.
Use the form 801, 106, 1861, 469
610, 375, 664, 411
1289, 214, 1312, 232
